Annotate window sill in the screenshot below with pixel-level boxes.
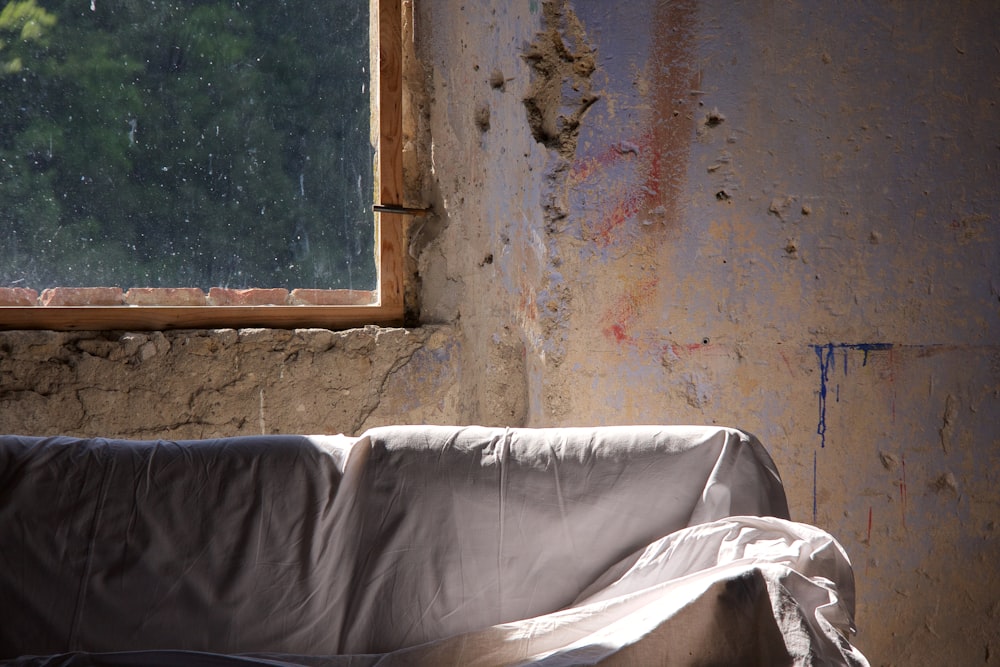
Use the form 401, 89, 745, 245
0, 287, 379, 307
0, 302, 403, 331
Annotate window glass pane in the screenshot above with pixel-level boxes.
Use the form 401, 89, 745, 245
0, 0, 375, 292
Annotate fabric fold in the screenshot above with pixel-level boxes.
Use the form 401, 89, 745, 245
0, 427, 866, 666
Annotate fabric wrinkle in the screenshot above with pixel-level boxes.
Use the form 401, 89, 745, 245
0, 427, 867, 666
67, 440, 113, 650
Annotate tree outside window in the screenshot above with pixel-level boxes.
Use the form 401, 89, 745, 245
0, 0, 375, 293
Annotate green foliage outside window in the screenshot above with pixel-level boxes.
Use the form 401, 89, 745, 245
0, 0, 374, 291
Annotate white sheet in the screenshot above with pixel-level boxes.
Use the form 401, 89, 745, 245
0, 426, 868, 665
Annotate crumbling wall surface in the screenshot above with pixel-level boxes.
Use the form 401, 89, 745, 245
0, 325, 464, 438
0, 0, 997, 662
412, 0, 541, 425
417, 0, 999, 664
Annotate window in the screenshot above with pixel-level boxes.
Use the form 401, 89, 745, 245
0, 0, 404, 330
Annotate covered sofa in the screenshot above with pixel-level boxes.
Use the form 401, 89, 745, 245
0, 425, 869, 666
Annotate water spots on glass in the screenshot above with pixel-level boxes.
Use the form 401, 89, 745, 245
0, 2, 376, 292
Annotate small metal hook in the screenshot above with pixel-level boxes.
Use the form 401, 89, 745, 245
373, 204, 431, 217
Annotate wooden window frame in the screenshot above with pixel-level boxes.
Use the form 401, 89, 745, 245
0, 0, 405, 332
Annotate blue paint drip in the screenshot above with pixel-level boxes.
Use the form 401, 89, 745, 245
815, 345, 835, 448
813, 343, 893, 448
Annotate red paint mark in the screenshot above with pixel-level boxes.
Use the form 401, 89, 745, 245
888, 347, 896, 423
591, 134, 663, 247
601, 277, 660, 344
779, 351, 795, 375
593, 170, 659, 246
515, 287, 539, 327
569, 139, 644, 186
647, 0, 698, 233
569, 0, 698, 250
659, 341, 721, 360
682, 342, 721, 354
899, 454, 907, 529
608, 323, 629, 343
569, 133, 661, 247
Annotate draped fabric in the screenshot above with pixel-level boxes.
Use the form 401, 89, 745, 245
0, 426, 868, 666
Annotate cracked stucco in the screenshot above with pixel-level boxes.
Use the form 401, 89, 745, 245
1, 1, 999, 663
0, 326, 464, 438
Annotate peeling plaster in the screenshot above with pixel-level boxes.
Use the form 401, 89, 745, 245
522, 0, 598, 159
0, 326, 462, 438
3, 0, 999, 663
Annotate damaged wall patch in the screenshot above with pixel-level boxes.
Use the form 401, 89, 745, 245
523, 0, 599, 158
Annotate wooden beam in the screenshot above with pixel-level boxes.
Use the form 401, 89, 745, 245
375, 0, 405, 315
0, 305, 400, 331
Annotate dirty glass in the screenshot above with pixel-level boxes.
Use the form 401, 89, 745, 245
0, 0, 375, 292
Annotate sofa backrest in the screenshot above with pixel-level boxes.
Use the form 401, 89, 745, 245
0, 426, 788, 658
0, 434, 356, 657
342, 425, 789, 653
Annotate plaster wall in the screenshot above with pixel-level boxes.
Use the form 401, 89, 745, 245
416, 0, 999, 664
0, 0, 997, 664
0, 325, 467, 437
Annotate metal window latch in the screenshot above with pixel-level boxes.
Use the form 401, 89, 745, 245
373, 204, 432, 217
